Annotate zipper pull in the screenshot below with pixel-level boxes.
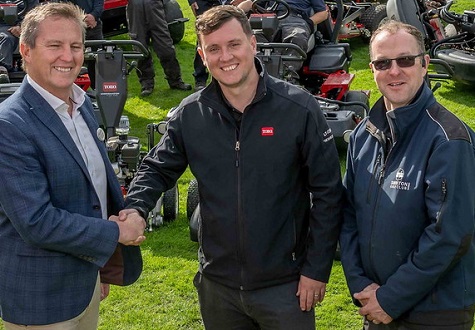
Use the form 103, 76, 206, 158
441, 179, 447, 202
235, 141, 240, 167
378, 167, 385, 185
435, 179, 448, 233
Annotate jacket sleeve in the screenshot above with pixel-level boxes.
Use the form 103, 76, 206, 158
91, 0, 105, 20
0, 117, 119, 268
299, 96, 343, 283
376, 138, 475, 318
125, 109, 189, 218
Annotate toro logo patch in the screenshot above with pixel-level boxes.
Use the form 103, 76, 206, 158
261, 127, 274, 136
102, 82, 118, 93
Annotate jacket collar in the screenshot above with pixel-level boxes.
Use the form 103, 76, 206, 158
366, 82, 436, 145
200, 57, 269, 120
19, 78, 118, 195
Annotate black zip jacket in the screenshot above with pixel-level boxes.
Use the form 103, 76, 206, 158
125, 61, 343, 290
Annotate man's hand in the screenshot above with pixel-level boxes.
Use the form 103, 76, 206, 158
8, 25, 21, 38
357, 283, 380, 306
296, 275, 326, 311
110, 209, 146, 245
232, 0, 252, 12
84, 13, 97, 28
190, 2, 199, 17
100, 283, 110, 301
354, 288, 393, 324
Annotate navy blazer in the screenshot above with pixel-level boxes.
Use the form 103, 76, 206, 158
0, 78, 142, 325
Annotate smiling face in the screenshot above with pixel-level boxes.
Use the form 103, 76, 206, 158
198, 18, 258, 91
370, 29, 429, 111
20, 16, 84, 101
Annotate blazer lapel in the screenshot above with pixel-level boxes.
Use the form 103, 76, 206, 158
22, 81, 92, 181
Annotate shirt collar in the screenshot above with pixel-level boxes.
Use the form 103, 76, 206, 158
27, 75, 86, 116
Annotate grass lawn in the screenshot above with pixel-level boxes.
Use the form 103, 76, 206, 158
0, 0, 473, 329
94, 0, 474, 328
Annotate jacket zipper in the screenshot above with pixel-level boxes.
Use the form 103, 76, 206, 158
367, 154, 381, 203
435, 179, 447, 233
234, 130, 246, 290
366, 120, 396, 278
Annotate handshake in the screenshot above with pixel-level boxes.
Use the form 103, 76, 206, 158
109, 209, 147, 246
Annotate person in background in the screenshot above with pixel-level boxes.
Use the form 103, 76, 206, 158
70, 0, 104, 89
188, 0, 230, 91
234, 0, 328, 72
340, 20, 475, 329
0, 0, 38, 83
0, 3, 145, 329
126, 0, 191, 96
120, 5, 342, 329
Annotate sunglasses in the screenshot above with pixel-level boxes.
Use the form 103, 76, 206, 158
371, 53, 425, 71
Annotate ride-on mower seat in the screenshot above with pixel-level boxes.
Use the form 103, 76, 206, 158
308, 43, 351, 73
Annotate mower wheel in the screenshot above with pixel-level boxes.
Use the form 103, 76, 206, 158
189, 205, 200, 242
164, 0, 186, 44
341, 91, 369, 120
163, 185, 179, 222
187, 179, 199, 220
360, 4, 387, 35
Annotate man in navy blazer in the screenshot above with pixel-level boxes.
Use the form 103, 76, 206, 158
0, 3, 145, 328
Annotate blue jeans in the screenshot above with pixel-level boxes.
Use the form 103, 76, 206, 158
0, 25, 18, 70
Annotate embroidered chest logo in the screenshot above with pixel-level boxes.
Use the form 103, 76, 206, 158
390, 168, 411, 191
261, 127, 274, 136
323, 128, 334, 143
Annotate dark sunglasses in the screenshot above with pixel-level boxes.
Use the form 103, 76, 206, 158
371, 53, 425, 71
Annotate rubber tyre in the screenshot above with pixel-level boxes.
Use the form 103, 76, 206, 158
186, 179, 199, 220
341, 90, 369, 119
360, 4, 387, 32
164, 0, 186, 44
189, 205, 200, 242
163, 185, 179, 222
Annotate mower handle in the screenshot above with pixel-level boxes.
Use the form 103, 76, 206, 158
251, 0, 290, 20
84, 39, 150, 60
257, 42, 307, 61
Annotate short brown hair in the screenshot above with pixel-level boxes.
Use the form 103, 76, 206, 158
195, 5, 252, 45
369, 20, 425, 60
20, 2, 86, 48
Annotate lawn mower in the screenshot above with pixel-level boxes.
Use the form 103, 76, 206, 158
250, 0, 370, 143
0, 1, 180, 229
102, 0, 189, 44
386, 0, 475, 85
184, 0, 371, 243
333, 0, 388, 42
84, 39, 180, 231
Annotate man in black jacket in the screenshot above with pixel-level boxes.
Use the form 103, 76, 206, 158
121, 5, 342, 329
